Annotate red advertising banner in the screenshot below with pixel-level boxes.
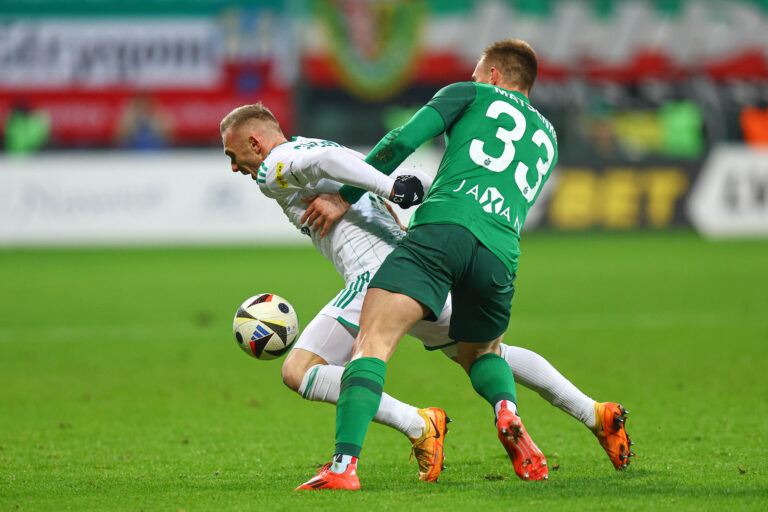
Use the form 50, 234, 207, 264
0, 18, 293, 147
0, 66, 293, 147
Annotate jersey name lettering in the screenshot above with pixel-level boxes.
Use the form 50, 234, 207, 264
492, 87, 556, 141
292, 139, 342, 150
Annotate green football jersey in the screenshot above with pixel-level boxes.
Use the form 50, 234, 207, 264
411, 81, 558, 273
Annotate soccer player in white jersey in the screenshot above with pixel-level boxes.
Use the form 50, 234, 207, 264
220, 103, 630, 484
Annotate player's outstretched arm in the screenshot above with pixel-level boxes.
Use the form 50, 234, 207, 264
338, 105, 445, 205
298, 147, 425, 237
300, 174, 423, 238
302, 147, 397, 199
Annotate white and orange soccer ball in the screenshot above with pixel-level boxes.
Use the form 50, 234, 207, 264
233, 293, 300, 360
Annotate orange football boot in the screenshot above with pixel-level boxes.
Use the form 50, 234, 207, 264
592, 402, 634, 470
497, 408, 548, 481
294, 460, 360, 491
409, 407, 451, 482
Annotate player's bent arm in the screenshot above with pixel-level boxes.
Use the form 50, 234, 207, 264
339, 105, 445, 205
299, 146, 428, 236
303, 146, 396, 199
298, 147, 400, 237
366, 105, 446, 173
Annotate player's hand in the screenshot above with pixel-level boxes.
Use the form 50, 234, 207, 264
390, 175, 424, 209
300, 192, 350, 239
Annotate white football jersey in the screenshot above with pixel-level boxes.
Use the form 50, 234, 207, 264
257, 136, 415, 283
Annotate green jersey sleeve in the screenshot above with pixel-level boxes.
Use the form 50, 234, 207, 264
339, 106, 445, 204
339, 86, 475, 204
425, 81, 476, 130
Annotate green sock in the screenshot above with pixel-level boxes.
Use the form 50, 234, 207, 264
334, 357, 386, 458
469, 353, 517, 408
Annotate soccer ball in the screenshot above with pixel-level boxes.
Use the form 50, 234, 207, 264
233, 293, 299, 360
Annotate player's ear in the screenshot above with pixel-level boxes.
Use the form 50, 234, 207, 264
248, 134, 261, 153
490, 67, 501, 86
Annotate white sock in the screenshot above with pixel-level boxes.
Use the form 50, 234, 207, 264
379, 393, 426, 439
494, 399, 517, 417
499, 344, 597, 429
298, 364, 425, 438
329, 453, 357, 474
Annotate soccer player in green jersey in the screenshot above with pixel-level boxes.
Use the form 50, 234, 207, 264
297, 39, 633, 491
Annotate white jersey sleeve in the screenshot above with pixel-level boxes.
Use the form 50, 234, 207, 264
257, 137, 405, 283
259, 138, 394, 200
293, 145, 395, 199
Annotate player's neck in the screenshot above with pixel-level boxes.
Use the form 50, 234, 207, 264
265, 135, 289, 155
496, 81, 529, 98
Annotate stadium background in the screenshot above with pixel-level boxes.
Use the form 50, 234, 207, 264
2, 0, 767, 241
1, 1, 767, 510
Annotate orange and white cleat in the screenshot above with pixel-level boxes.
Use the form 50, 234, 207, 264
497, 408, 548, 481
593, 402, 634, 470
409, 407, 451, 482
294, 461, 360, 491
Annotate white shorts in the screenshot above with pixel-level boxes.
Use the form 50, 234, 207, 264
292, 273, 455, 366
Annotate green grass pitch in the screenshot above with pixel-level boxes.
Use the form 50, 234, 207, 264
1, 232, 766, 511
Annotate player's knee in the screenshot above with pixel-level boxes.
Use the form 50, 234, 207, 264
281, 360, 304, 392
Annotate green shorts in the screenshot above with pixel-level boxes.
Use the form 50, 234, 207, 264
370, 223, 516, 343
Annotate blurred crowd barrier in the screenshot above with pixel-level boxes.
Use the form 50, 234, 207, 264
0, 151, 302, 245
1, 0, 767, 242
1, 144, 766, 245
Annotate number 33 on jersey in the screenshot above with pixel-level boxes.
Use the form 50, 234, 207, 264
410, 81, 559, 273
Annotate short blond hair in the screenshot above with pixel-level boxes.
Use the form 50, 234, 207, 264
480, 39, 538, 93
219, 102, 283, 135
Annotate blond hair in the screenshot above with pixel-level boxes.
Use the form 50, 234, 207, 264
219, 102, 283, 135
480, 39, 538, 93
